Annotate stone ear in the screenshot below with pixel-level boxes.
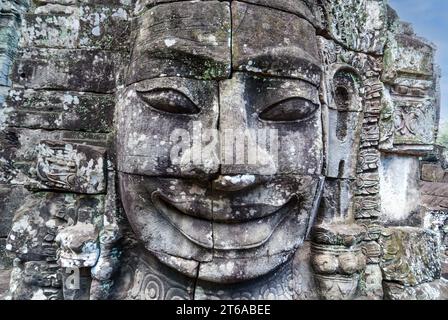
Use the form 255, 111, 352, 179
332, 69, 362, 112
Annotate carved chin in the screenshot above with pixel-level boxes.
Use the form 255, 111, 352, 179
119, 173, 320, 284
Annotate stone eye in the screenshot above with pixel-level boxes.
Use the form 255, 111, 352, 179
137, 89, 200, 115
259, 97, 318, 122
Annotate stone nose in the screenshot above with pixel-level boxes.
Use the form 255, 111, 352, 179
217, 128, 279, 176
212, 174, 258, 192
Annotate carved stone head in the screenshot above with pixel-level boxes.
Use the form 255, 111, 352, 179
2, 0, 445, 302
116, 1, 324, 283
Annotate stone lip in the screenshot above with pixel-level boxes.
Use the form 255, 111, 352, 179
197, 251, 294, 284
153, 189, 298, 223
152, 191, 298, 250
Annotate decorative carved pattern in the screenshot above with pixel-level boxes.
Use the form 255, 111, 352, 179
392, 102, 435, 145
380, 19, 438, 152
357, 148, 380, 172
310, 224, 367, 300
196, 261, 295, 300
318, 34, 383, 223
34, 141, 107, 194
116, 248, 194, 301
355, 173, 380, 196
0, 0, 445, 301
394, 107, 423, 136
323, 0, 388, 54
354, 195, 381, 219
5, 190, 104, 300
362, 241, 381, 264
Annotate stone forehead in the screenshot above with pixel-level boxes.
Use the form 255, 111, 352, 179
136, 0, 318, 19
127, 0, 321, 83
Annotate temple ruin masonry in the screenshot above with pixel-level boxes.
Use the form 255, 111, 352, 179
0, 0, 447, 300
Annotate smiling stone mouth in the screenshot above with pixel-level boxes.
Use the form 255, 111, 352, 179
151, 192, 299, 251
152, 190, 298, 222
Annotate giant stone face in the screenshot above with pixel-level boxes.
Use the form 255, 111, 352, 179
1, 0, 445, 302
116, 1, 324, 283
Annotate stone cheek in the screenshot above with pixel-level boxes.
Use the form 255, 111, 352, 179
118, 174, 213, 264
118, 172, 322, 284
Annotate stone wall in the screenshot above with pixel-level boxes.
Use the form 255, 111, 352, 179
0, 0, 133, 299
0, 0, 30, 300
0, 0, 446, 300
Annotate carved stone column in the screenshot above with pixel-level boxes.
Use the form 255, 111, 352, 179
311, 224, 367, 300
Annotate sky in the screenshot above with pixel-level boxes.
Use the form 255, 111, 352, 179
389, 0, 448, 121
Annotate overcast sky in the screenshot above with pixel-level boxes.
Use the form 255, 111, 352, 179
389, 0, 448, 121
